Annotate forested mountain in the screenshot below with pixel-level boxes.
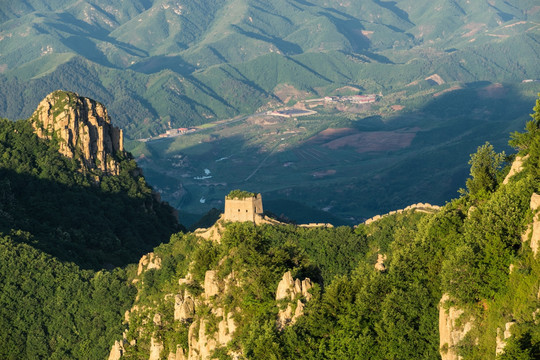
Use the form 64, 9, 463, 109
1, 1, 540, 357
111, 97, 540, 359
1, 90, 540, 359
0, 91, 182, 359
0, 0, 538, 137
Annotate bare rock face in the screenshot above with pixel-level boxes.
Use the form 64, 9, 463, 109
439, 294, 474, 360
276, 271, 295, 301
276, 271, 313, 329
204, 270, 220, 298
503, 155, 528, 184
108, 340, 124, 360
276, 271, 312, 301
174, 293, 195, 322
188, 319, 218, 360
31, 90, 124, 176
137, 253, 162, 275
149, 336, 164, 360
496, 321, 515, 356
375, 253, 387, 272
529, 193, 540, 256
169, 346, 186, 360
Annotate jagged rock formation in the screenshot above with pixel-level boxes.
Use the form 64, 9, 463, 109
186, 269, 239, 360
275, 271, 313, 329
31, 90, 124, 176
137, 252, 162, 275
439, 294, 474, 360
276, 271, 313, 301
188, 308, 237, 360
174, 293, 195, 322
168, 346, 186, 360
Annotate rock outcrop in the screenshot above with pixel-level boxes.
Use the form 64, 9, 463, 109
108, 340, 124, 360
495, 321, 515, 356
374, 253, 387, 271
503, 155, 527, 184
439, 294, 474, 360
528, 193, 540, 256
188, 308, 237, 360
137, 252, 162, 275
174, 292, 196, 322
149, 336, 164, 360
204, 270, 220, 298
31, 90, 124, 176
276, 271, 313, 329
276, 271, 312, 301
168, 346, 186, 360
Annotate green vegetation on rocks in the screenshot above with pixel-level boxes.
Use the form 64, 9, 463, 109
226, 189, 257, 199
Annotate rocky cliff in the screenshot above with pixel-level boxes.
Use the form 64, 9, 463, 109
31, 90, 124, 176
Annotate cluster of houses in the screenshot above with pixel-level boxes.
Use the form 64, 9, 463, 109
159, 127, 197, 138
303, 94, 378, 106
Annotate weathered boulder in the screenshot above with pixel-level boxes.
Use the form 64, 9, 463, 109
31, 90, 124, 176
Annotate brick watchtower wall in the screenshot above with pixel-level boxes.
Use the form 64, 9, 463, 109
224, 194, 263, 223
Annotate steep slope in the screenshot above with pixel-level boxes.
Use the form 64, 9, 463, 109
0, 90, 180, 268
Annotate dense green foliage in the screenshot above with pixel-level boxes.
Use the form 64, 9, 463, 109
464, 142, 505, 197
226, 190, 257, 199
0, 233, 135, 360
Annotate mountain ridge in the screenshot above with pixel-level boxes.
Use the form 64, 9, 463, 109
0, 0, 538, 137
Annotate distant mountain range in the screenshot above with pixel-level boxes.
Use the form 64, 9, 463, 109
0, 0, 538, 137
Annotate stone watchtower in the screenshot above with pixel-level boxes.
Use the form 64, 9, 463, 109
223, 191, 263, 223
